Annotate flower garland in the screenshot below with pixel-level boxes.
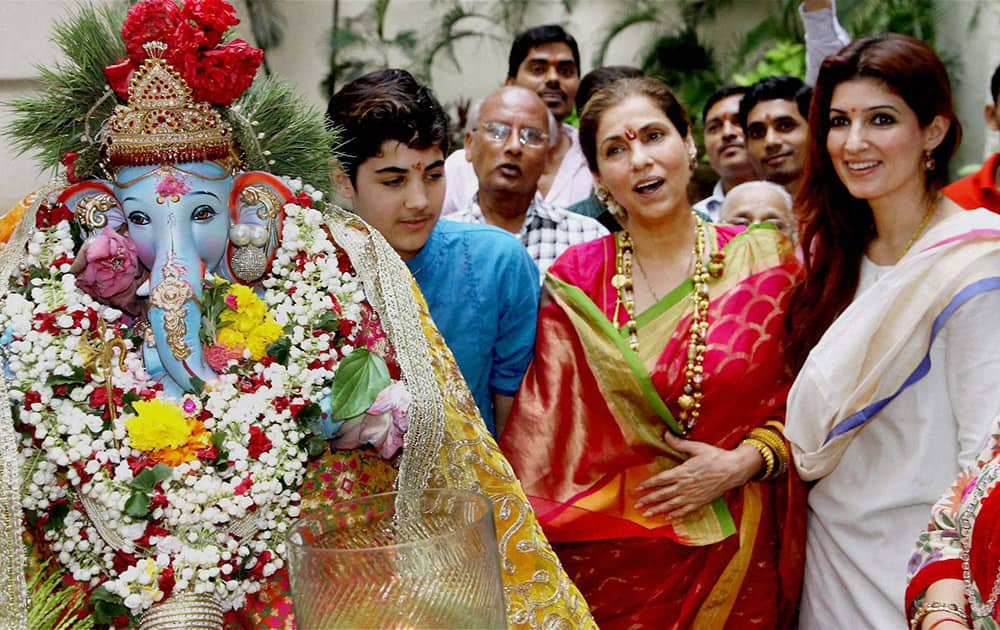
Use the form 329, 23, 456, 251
1, 181, 403, 625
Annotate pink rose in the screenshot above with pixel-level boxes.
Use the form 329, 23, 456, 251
330, 382, 411, 459
75, 228, 140, 299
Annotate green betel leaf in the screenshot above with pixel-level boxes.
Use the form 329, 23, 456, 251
90, 585, 130, 627
124, 491, 150, 518
328, 348, 390, 421
45, 366, 86, 386
132, 464, 172, 493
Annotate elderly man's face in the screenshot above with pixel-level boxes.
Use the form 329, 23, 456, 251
507, 42, 579, 122
720, 184, 795, 239
466, 88, 551, 199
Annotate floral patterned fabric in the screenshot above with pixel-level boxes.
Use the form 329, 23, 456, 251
908, 415, 1000, 628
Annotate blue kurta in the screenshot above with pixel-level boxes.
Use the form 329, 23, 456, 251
406, 220, 540, 435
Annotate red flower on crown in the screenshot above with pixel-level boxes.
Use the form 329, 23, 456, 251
107, 0, 261, 106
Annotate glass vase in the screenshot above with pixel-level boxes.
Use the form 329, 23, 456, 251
286, 488, 506, 629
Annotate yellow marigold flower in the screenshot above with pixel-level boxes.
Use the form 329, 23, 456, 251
246, 318, 284, 360
217, 326, 247, 353
222, 285, 267, 332
152, 418, 212, 466
126, 400, 192, 451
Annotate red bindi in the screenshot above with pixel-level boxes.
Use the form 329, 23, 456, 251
412, 161, 424, 171
624, 126, 637, 141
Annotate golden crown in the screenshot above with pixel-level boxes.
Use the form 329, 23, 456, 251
104, 43, 232, 168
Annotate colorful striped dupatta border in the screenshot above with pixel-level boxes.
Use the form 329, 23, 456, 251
789, 214, 1000, 481
826, 275, 1000, 443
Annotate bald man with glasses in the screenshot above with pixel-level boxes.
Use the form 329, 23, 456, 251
447, 86, 606, 282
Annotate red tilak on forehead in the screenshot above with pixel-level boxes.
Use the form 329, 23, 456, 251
764, 114, 773, 124
412, 161, 424, 171
624, 126, 637, 141
850, 107, 858, 114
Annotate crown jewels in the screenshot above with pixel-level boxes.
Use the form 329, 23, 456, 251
104, 43, 232, 168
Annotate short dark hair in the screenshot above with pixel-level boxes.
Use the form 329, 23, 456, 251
737, 76, 812, 131
702, 84, 748, 123
992, 63, 1000, 103
507, 25, 581, 79
575, 65, 643, 115
326, 69, 449, 184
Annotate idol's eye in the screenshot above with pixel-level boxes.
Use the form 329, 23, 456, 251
128, 210, 151, 226
191, 205, 217, 222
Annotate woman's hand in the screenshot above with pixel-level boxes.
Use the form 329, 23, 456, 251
634, 431, 764, 521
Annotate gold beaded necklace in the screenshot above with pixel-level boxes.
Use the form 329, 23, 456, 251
611, 213, 723, 434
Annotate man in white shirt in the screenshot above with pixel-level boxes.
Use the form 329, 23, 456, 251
442, 25, 593, 216
447, 86, 607, 283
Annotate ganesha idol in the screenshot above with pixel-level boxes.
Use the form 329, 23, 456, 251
0, 1, 592, 629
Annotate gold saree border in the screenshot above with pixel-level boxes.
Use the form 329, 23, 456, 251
328, 209, 596, 629
692, 482, 763, 628
0, 183, 64, 630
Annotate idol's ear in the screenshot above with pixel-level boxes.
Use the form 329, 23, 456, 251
57, 180, 124, 234
225, 172, 293, 284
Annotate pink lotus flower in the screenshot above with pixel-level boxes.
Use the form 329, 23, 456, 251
330, 382, 411, 459
76, 228, 140, 299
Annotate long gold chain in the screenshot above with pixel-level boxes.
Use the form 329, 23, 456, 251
897, 196, 939, 262
612, 214, 722, 433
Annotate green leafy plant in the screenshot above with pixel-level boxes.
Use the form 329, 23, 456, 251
732, 41, 806, 85
27, 561, 95, 630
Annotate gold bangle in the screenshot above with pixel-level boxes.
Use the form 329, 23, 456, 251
909, 601, 969, 630
741, 437, 775, 480
748, 427, 789, 475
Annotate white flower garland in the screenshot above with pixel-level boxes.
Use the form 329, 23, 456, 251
1, 182, 369, 617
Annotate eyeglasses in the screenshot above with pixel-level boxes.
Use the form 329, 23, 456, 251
478, 121, 549, 148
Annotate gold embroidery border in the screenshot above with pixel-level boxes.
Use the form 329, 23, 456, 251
0, 178, 67, 628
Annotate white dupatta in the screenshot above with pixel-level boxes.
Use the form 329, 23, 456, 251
787, 209, 1000, 481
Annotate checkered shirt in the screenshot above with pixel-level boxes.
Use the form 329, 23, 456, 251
447, 195, 609, 283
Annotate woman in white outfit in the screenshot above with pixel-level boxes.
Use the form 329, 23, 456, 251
783, 33, 1000, 628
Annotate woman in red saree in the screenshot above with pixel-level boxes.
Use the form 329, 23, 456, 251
500, 77, 806, 628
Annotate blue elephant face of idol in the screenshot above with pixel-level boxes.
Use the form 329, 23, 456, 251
115, 162, 233, 272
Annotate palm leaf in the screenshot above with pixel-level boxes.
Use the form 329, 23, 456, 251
591, 6, 661, 68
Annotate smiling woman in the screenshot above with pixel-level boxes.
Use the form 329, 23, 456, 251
783, 33, 1000, 629
500, 76, 806, 628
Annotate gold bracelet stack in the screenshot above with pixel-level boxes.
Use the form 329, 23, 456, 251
742, 437, 776, 479
909, 601, 970, 630
740, 423, 790, 481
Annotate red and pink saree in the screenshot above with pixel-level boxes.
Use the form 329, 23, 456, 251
501, 223, 806, 628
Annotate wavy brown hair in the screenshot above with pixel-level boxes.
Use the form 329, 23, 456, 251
784, 33, 961, 373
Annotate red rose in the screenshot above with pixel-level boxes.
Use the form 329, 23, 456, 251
103, 59, 135, 101
246, 550, 272, 580
23, 390, 41, 410
182, 0, 240, 48
120, 0, 183, 64
338, 319, 355, 337
163, 19, 207, 70
182, 39, 262, 106
247, 426, 272, 459
196, 446, 219, 461
35, 203, 74, 229
60, 152, 80, 184
234, 475, 253, 495
292, 192, 312, 208
157, 565, 175, 600
149, 494, 169, 509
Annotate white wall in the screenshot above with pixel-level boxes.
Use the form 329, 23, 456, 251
1, 0, 996, 211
